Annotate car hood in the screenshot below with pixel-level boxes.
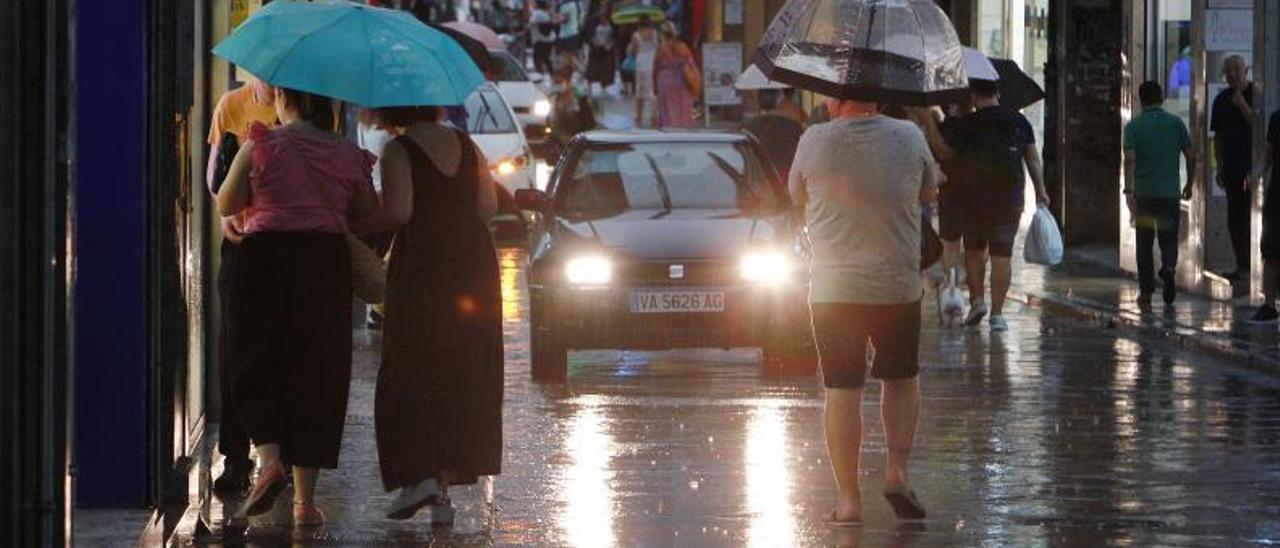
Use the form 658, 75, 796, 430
494, 81, 543, 108
558, 209, 788, 259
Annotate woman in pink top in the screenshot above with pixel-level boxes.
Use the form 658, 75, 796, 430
217, 86, 377, 526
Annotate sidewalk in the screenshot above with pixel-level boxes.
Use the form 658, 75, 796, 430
1010, 246, 1280, 374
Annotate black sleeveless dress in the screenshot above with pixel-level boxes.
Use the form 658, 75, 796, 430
376, 130, 504, 490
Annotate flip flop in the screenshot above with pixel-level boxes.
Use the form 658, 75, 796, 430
823, 510, 863, 528
883, 486, 927, 520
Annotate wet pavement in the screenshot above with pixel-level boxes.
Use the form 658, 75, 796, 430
175, 246, 1280, 547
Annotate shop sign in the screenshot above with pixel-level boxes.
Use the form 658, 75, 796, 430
1205, 9, 1252, 52
701, 42, 743, 106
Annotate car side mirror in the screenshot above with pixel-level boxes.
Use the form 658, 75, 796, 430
530, 72, 546, 84
515, 188, 550, 211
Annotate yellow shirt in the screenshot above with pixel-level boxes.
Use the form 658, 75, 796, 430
207, 84, 277, 145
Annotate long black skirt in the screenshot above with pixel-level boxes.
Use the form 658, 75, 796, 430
229, 231, 352, 469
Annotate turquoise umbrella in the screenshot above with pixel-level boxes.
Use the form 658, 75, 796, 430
213, 1, 484, 107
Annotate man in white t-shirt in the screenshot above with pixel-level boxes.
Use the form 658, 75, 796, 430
553, 0, 582, 67
789, 96, 938, 526
529, 0, 557, 74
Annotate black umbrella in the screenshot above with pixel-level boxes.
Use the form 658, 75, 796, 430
989, 57, 1044, 110
755, 0, 968, 106
428, 22, 493, 76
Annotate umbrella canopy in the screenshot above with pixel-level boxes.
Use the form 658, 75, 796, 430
213, 1, 485, 107
429, 22, 494, 75
990, 57, 1045, 110
442, 20, 503, 49
734, 63, 791, 90
962, 47, 998, 81
611, 4, 666, 25
755, 0, 968, 105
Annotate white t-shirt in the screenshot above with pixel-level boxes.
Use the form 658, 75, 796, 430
789, 115, 937, 304
557, 1, 581, 39
530, 9, 556, 43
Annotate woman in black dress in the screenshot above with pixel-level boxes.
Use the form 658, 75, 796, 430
585, 1, 616, 88
364, 105, 503, 523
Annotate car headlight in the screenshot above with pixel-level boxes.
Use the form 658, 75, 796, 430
492, 155, 527, 176
739, 250, 794, 285
565, 256, 612, 286
532, 99, 552, 117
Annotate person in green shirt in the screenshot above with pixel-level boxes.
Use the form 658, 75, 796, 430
1123, 81, 1195, 306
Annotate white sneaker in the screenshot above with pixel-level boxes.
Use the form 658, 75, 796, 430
386, 478, 441, 520
989, 315, 1008, 332
965, 301, 987, 327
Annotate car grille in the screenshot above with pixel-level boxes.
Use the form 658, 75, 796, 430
620, 261, 735, 286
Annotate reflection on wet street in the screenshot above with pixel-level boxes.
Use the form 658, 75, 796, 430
188, 248, 1280, 546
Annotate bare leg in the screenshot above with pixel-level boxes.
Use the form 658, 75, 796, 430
942, 240, 963, 274
824, 387, 864, 521
965, 250, 986, 305
990, 256, 1012, 315
292, 467, 324, 525
255, 443, 281, 471
634, 97, 645, 127
880, 377, 921, 488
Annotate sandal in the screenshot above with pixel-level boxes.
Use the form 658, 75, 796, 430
883, 485, 927, 520
293, 501, 326, 527
243, 463, 287, 517
823, 510, 863, 528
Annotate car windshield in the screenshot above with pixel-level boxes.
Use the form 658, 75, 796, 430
556, 141, 782, 220
488, 52, 528, 82
464, 89, 518, 134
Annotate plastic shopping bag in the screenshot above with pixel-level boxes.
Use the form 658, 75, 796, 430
1024, 205, 1064, 265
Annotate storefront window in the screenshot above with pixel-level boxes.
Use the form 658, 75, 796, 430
1152, 0, 1193, 122
977, 0, 1006, 58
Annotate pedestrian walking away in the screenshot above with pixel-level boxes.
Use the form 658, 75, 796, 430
216, 86, 379, 526
585, 2, 617, 89
740, 88, 804, 181
205, 75, 278, 499
360, 106, 504, 524
1123, 81, 1195, 307
627, 15, 658, 127
554, 0, 584, 68
653, 22, 697, 129
1248, 108, 1280, 323
529, 0, 557, 75
790, 97, 939, 527
1211, 55, 1257, 281
928, 103, 972, 280
917, 79, 1049, 332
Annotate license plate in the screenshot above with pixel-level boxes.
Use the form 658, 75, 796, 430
630, 289, 725, 313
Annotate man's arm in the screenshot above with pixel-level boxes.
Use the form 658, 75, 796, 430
1232, 86, 1256, 126
1213, 133, 1227, 187
911, 109, 956, 160
1024, 144, 1048, 206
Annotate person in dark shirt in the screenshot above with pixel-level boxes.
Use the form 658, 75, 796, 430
917, 79, 1048, 333
1210, 55, 1257, 280
1248, 110, 1280, 323
740, 89, 804, 182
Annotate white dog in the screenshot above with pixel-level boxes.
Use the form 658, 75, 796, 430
936, 268, 966, 328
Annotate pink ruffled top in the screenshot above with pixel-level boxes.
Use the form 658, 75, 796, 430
243, 122, 376, 234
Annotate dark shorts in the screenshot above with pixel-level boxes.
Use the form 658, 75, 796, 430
555, 35, 582, 53
810, 301, 921, 389
964, 212, 1021, 257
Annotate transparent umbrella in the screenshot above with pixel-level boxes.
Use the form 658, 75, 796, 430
755, 0, 968, 105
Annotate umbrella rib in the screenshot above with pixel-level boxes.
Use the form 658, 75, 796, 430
371, 15, 474, 105
264, 7, 360, 90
